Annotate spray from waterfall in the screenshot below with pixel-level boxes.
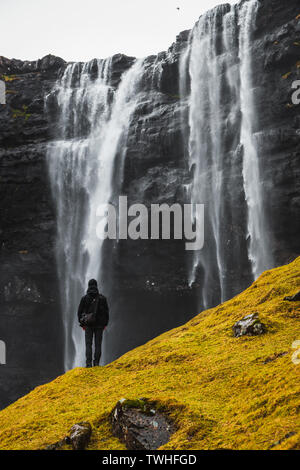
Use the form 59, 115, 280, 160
47, 58, 144, 370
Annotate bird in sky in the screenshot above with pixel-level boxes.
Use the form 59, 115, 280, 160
177, 7, 180, 11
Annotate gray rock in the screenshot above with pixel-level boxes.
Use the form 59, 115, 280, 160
111, 398, 174, 450
233, 313, 266, 338
44, 422, 92, 450
69, 422, 92, 450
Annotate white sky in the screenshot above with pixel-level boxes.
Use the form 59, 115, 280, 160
1, 0, 237, 62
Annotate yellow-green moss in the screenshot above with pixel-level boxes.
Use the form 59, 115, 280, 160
1, 74, 19, 82
0, 258, 299, 450
11, 105, 31, 121
282, 71, 292, 80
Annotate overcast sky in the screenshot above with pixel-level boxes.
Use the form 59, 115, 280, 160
1, 0, 237, 62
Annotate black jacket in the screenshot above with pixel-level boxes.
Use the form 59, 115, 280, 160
77, 286, 109, 328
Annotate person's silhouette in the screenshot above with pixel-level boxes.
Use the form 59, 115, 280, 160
77, 279, 109, 367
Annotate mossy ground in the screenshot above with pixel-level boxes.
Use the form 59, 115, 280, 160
0, 258, 299, 450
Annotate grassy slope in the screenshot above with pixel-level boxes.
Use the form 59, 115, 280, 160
0, 258, 299, 450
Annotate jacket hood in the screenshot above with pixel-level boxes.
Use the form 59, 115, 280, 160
86, 285, 99, 296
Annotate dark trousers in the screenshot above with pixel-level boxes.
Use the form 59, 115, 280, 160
85, 327, 103, 366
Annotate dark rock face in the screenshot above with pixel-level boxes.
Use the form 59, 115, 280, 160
111, 399, 174, 450
253, 1, 300, 265
0, 55, 65, 409
0, 0, 300, 408
233, 313, 266, 337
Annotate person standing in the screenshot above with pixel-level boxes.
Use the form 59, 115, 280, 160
77, 279, 109, 367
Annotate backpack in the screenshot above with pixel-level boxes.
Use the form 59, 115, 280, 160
82, 295, 100, 327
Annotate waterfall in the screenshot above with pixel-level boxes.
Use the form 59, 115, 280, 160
46, 0, 274, 370
180, 0, 272, 308
47, 58, 144, 370
181, 4, 234, 308
239, 0, 272, 279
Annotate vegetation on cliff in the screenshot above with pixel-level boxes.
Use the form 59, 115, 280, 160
0, 258, 299, 450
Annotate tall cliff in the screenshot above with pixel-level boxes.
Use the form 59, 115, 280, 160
0, 0, 299, 409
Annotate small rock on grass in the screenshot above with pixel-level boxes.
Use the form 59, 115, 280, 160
44, 421, 92, 451
233, 313, 266, 337
111, 398, 174, 450
69, 422, 92, 450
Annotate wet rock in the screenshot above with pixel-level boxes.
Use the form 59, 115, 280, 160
284, 291, 300, 301
69, 422, 92, 450
233, 313, 266, 338
111, 398, 174, 450
0, 52, 64, 410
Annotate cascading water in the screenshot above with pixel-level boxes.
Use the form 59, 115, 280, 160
239, 0, 272, 279
47, 58, 144, 370
46, 0, 274, 371
181, 4, 237, 307
180, 0, 272, 308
